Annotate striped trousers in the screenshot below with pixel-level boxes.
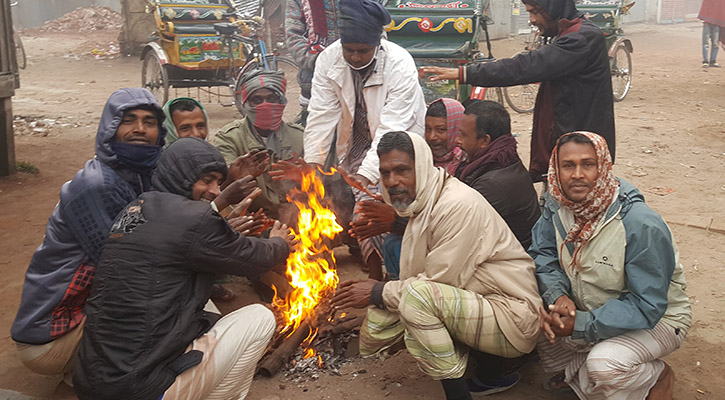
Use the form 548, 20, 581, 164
537, 320, 685, 400
360, 280, 522, 380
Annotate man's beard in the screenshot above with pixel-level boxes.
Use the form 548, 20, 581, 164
388, 188, 413, 210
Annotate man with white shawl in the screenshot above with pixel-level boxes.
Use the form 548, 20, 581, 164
331, 131, 542, 400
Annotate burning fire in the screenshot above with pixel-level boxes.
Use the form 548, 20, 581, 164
273, 168, 343, 335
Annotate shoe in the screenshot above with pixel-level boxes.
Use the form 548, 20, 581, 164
543, 372, 573, 393
467, 372, 520, 396
702, 62, 709, 68
710, 62, 721, 68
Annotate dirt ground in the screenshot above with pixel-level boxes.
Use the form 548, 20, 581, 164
1, 21, 724, 400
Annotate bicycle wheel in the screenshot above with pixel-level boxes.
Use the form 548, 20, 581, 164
141, 51, 169, 105
611, 43, 632, 102
234, 55, 300, 121
503, 83, 538, 113
13, 30, 26, 70
484, 86, 504, 104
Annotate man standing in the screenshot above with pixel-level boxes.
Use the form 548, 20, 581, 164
304, 0, 426, 277
73, 138, 296, 400
11, 88, 167, 383
162, 97, 209, 147
285, 0, 340, 124
457, 100, 540, 249
421, 0, 615, 182
530, 131, 690, 399
215, 69, 303, 222
331, 131, 542, 400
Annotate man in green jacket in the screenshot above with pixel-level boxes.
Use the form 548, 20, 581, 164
214, 69, 304, 223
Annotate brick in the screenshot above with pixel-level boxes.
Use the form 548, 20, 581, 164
684, 216, 712, 231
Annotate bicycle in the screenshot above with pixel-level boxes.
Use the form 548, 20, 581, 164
502, 29, 545, 113
10, 1, 26, 70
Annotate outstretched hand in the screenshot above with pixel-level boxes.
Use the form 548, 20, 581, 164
269, 153, 317, 183
418, 66, 459, 82
227, 150, 270, 182
330, 279, 379, 310
349, 200, 395, 240
214, 175, 258, 211
269, 220, 298, 252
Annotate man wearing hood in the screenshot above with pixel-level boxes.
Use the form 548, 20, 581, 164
73, 138, 296, 400
11, 88, 167, 383
331, 131, 542, 400
162, 97, 209, 147
421, 0, 615, 183
530, 131, 690, 399
302, 0, 426, 279
215, 69, 303, 222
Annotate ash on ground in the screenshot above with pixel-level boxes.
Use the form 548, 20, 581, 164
284, 330, 359, 382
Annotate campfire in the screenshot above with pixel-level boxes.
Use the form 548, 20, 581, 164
259, 167, 363, 377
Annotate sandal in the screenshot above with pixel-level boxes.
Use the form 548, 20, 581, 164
543, 372, 573, 393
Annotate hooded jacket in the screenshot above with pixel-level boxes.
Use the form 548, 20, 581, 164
11, 88, 166, 345
530, 179, 692, 343
73, 138, 290, 400
462, 0, 615, 175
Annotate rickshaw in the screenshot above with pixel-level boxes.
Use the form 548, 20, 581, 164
140, 0, 299, 118
382, 0, 501, 104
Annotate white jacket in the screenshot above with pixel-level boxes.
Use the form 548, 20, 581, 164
303, 39, 427, 184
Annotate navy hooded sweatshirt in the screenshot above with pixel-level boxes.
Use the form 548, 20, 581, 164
11, 88, 167, 345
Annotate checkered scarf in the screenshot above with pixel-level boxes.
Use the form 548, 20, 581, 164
547, 131, 618, 270
430, 98, 465, 174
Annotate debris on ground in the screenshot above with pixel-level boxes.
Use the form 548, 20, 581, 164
34, 6, 122, 34
13, 115, 76, 137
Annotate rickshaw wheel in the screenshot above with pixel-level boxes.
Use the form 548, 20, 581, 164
484, 86, 504, 105
504, 83, 538, 113
141, 51, 169, 105
233, 55, 300, 121
612, 43, 632, 102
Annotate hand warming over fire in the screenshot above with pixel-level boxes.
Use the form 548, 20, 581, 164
269, 220, 298, 252
214, 175, 258, 211
330, 279, 379, 309
227, 149, 270, 182
269, 153, 316, 183
349, 200, 395, 240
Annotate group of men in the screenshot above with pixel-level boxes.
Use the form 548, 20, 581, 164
10, 0, 690, 399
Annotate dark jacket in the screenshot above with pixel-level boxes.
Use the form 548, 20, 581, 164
11, 88, 166, 345
463, 0, 614, 174
457, 159, 540, 249
73, 138, 290, 400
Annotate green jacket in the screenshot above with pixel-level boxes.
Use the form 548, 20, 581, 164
213, 117, 304, 215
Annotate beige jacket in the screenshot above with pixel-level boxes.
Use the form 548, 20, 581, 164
381, 132, 542, 353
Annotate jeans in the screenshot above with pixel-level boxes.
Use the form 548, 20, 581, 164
702, 22, 720, 63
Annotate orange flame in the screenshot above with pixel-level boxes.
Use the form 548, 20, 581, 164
317, 355, 324, 368
303, 347, 316, 359
273, 168, 343, 335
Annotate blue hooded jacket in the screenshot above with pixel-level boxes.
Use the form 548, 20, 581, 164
11, 88, 167, 345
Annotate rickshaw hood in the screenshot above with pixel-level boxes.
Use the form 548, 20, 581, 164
95, 88, 167, 165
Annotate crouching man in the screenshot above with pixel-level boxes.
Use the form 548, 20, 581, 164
73, 138, 296, 400
331, 131, 542, 400
531, 131, 691, 399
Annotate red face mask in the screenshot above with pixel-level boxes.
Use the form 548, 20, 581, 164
245, 102, 286, 131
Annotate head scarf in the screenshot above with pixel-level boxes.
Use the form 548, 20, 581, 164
521, 0, 581, 22
428, 98, 465, 175
547, 131, 619, 270
339, 0, 391, 46
151, 137, 228, 200
239, 69, 288, 132
381, 132, 448, 219
162, 97, 209, 148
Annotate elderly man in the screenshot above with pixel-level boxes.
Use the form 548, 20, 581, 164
421, 0, 615, 182
11, 88, 167, 383
73, 138, 296, 400
331, 131, 542, 400
215, 69, 303, 222
530, 131, 691, 399
303, 0, 426, 278
162, 97, 209, 147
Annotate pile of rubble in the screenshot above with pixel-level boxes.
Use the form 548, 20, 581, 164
36, 6, 122, 34
13, 115, 75, 137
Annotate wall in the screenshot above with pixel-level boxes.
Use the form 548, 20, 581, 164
11, 0, 121, 30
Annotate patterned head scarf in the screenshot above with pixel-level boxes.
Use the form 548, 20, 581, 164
428, 98, 465, 174
239, 69, 288, 132
548, 131, 619, 270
